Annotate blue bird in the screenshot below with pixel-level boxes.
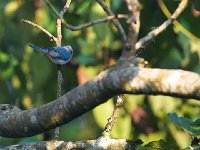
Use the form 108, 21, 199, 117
29, 44, 73, 65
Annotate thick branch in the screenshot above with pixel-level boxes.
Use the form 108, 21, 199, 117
3, 138, 142, 150
0, 62, 199, 138
123, 0, 140, 57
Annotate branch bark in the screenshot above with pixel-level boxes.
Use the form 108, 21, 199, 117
2, 138, 142, 150
0, 60, 199, 138
125, 0, 140, 46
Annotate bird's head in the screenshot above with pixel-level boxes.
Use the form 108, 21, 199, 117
64, 46, 73, 55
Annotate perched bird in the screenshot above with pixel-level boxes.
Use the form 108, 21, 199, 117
29, 44, 73, 65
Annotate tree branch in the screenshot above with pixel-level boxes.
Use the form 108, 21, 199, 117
44, 0, 128, 35
54, 0, 72, 140
135, 0, 188, 53
62, 14, 128, 31
95, 0, 127, 42
122, 0, 141, 57
2, 138, 142, 150
102, 95, 125, 136
125, 0, 140, 42
21, 19, 57, 42
157, 0, 200, 41
0, 61, 199, 138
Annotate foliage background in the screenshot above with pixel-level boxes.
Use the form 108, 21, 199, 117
0, 0, 199, 149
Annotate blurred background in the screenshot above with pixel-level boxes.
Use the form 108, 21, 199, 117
0, 0, 199, 149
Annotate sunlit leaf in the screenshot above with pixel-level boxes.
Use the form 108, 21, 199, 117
92, 99, 114, 129
22, 95, 33, 109
11, 75, 21, 89
139, 132, 166, 146
0, 51, 9, 62
149, 96, 180, 118
4, 1, 19, 15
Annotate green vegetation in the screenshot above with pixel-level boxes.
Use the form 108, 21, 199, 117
0, 0, 199, 149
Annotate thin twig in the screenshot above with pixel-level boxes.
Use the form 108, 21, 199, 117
63, 14, 128, 31
102, 95, 125, 136
44, 0, 128, 31
56, 0, 72, 46
43, 0, 61, 17
21, 19, 57, 42
95, 0, 127, 42
56, 18, 62, 46
135, 0, 188, 52
54, 0, 72, 141
60, 0, 71, 17
158, 0, 200, 41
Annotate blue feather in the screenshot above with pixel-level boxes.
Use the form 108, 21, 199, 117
29, 44, 73, 65
29, 44, 48, 53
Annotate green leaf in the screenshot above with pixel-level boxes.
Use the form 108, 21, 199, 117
145, 139, 174, 149
191, 118, 200, 126
167, 113, 200, 137
0, 51, 9, 62
138, 139, 176, 150
182, 145, 200, 150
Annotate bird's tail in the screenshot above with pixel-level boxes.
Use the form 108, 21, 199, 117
29, 44, 48, 53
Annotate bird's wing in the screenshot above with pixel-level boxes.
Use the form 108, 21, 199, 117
52, 47, 72, 61
48, 50, 60, 58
